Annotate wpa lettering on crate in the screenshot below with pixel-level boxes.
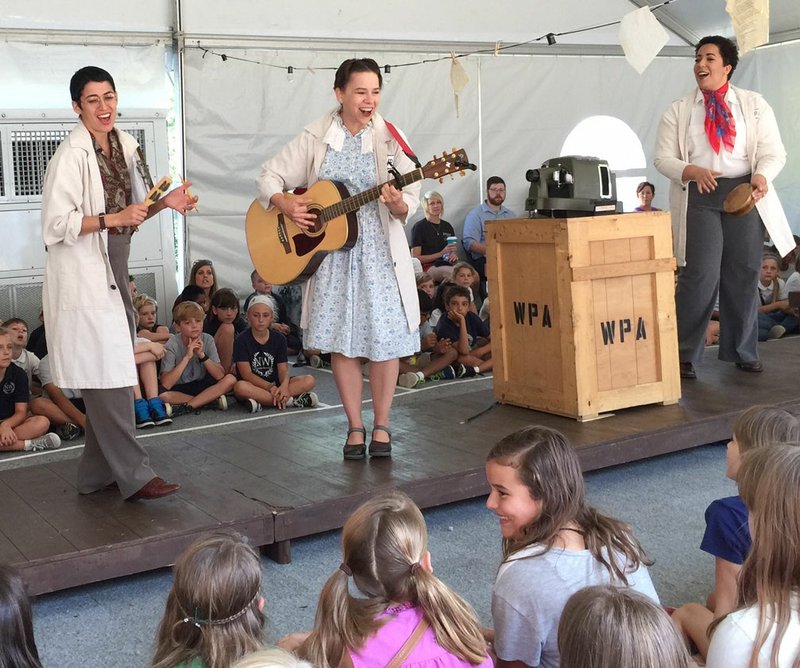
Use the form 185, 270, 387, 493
513, 301, 553, 328
599, 317, 647, 345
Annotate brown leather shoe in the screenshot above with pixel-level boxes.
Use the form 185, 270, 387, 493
735, 360, 763, 373
127, 477, 181, 501
679, 362, 697, 379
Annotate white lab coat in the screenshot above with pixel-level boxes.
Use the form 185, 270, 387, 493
41, 120, 146, 388
654, 84, 792, 266
256, 109, 421, 333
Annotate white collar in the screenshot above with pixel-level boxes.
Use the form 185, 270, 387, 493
321, 113, 374, 154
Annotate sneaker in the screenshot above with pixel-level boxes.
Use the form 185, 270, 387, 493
134, 398, 155, 429
452, 362, 467, 378
434, 365, 457, 381
217, 395, 229, 411
768, 324, 786, 340
289, 391, 319, 408
246, 398, 263, 413
56, 423, 82, 441
397, 371, 423, 388
462, 366, 479, 378
170, 403, 196, 418
310, 354, 326, 369
147, 397, 173, 426
25, 433, 62, 452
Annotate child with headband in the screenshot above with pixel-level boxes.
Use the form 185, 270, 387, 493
150, 532, 265, 668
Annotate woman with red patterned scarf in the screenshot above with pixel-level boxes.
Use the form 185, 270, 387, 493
655, 35, 792, 380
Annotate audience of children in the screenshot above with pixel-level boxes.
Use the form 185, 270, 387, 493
485, 425, 658, 668
159, 301, 237, 417
29, 354, 84, 441
397, 290, 464, 389
135, 294, 171, 344
0, 564, 43, 668
430, 262, 479, 326
757, 252, 798, 341
705, 443, 800, 668
284, 490, 492, 668
672, 404, 800, 661
558, 586, 693, 668
243, 271, 303, 355
0, 327, 60, 453
233, 296, 318, 412
204, 288, 248, 374
150, 532, 266, 668
436, 286, 492, 376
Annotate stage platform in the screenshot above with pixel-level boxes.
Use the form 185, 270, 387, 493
3, 338, 799, 595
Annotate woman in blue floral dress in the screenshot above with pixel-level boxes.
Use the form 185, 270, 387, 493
257, 59, 421, 459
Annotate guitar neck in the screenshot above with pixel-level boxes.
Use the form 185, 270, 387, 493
321, 169, 424, 222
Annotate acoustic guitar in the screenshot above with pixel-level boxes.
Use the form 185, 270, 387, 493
246, 148, 474, 285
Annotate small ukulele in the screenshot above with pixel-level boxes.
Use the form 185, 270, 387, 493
246, 148, 474, 285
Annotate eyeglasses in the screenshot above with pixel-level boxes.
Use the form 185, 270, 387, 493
192, 260, 213, 268
488, 186, 506, 193
81, 92, 118, 107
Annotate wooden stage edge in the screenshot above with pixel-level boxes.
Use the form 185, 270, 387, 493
8, 338, 800, 596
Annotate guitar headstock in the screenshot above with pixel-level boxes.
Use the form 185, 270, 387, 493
421, 148, 475, 182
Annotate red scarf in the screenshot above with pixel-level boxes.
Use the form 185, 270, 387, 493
703, 82, 736, 154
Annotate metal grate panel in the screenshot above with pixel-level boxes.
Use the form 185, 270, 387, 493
0, 281, 44, 329
12, 129, 69, 197
131, 271, 157, 302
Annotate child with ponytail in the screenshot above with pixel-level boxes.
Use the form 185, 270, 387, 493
294, 490, 491, 668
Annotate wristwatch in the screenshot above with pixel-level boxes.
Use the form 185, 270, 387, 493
198, 354, 209, 363
98, 213, 106, 230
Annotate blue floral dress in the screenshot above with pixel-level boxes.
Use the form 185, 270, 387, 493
305, 122, 419, 361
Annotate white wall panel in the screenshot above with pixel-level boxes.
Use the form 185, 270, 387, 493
3, 0, 173, 32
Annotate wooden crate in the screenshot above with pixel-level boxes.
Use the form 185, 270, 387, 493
486, 212, 680, 421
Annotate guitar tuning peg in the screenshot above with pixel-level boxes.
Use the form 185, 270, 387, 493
451, 147, 457, 154
459, 170, 465, 176
438, 178, 444, 184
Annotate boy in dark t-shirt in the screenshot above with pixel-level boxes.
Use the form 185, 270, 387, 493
0, 327, 61, 452
435, 285, 493, 375
233, 295, 318, 412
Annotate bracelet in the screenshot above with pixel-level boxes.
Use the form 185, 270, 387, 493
98, 213, 106, 230
198, 354, 209, 363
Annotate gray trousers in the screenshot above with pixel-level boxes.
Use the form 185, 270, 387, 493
77, 233, 155, 498
676, 175, 763, 365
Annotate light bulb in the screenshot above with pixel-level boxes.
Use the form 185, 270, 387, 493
287, 66, 294, 84
383, 64, 392, 82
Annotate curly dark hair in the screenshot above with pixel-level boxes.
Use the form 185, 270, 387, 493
696, 35, 739, 79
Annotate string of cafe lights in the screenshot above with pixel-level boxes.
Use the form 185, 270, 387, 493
190, 0, 679, 81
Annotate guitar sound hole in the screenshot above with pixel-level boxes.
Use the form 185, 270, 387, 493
307, 207, 324, 235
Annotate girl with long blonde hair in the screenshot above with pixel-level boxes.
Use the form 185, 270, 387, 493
706, 443, 800, 668
296, 491, 491, 668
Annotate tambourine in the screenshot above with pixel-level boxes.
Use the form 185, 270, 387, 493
723, 183, 756, 217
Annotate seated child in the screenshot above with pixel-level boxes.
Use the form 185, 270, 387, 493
205, 288, 248, 374
159, 301, 237, 416
756, 252, 798, 340
485, 426, 658, 668
671, 404, 800, 660
232, 648, 313, 668
26, 309, 47, 359
285, 491, 492, 668
416, 272, 436, 302
558, 586, 694, 668
431, 262, 479, 325
243, 271, 303, 355
171, 285, 209, 333
436, 285, 492, 375
2, 318, 40, 397
29, 354, 84, 442
134, 294, 171, 344
133, 338, 172, 429
150, 532, 266, 668
233, 296, 318, 412
0, 564, 44, 668
0, 327, 60, 452
397, 290, 462, 389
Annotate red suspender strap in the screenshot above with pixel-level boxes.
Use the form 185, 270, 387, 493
384, 120, 421, 169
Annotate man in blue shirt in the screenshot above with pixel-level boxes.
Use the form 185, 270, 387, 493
462, 176, 517, 286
